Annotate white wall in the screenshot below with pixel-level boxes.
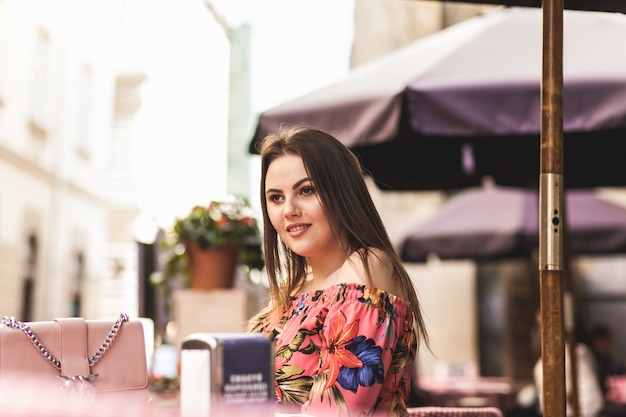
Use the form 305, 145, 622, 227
409, 260, 478, 377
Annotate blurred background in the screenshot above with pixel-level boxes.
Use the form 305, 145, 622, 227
2, 0, 626, 406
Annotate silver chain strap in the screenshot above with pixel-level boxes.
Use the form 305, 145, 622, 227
1, 313, 130, 371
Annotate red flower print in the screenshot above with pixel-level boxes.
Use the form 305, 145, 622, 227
318, 311, 363, 390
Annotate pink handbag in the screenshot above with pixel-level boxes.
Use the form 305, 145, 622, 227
0, 314, 149, 405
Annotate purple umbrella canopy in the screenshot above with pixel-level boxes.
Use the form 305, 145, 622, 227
250, 7, 626, 190
399, 184, 626, 262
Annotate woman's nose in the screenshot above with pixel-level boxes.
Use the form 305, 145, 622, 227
284, 198, 301, 217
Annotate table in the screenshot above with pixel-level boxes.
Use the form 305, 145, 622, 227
417, 376, 516, 413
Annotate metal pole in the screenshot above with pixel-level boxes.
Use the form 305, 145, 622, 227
539, 1, 566, 417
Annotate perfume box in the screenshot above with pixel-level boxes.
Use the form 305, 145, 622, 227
180, 332, 274, 417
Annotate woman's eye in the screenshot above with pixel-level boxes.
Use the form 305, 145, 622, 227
300, 186, 315, 196
268, 194, 283, 203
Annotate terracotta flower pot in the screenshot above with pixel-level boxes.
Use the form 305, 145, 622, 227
187, 242, 238, 290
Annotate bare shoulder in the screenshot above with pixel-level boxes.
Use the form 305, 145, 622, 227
337, 248, 404, 297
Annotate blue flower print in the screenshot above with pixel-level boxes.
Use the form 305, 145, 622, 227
336, 335, 384, 393
294, 294, 309, 317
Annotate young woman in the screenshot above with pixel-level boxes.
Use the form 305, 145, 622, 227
247, 125, 429, 417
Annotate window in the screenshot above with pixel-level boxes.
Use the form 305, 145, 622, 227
21, 234, 38, 321
29, 28, 51, 136
70, 251, 86, 317
75, 63, 94, 157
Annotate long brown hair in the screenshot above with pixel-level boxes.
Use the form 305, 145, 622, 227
258, 124, 429, 349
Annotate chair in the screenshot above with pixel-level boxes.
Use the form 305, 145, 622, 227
407, 406, 504, 417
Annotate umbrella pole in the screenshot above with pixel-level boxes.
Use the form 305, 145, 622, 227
563, 201, 581, 417
539, 2, 567, 417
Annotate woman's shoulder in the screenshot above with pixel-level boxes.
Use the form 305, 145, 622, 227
337, 248, 405, 298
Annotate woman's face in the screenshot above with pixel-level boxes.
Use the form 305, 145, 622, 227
264, 154, 337, 259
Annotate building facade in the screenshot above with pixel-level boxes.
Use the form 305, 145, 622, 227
0, 0, 144, 320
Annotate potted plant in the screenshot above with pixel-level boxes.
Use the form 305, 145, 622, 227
153, 196, 264, 291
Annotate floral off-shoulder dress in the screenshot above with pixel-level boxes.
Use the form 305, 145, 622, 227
247, 283, 417, 417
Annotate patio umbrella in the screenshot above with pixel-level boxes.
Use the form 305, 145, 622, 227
399, 185, 626, 262
249, 7, 626, 190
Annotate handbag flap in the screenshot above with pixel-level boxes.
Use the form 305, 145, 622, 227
0, 318, 148, 393
86, 319, 148, 393
56, 317, 90, 378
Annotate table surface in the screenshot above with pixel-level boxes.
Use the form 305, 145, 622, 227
418, 376, 514, 394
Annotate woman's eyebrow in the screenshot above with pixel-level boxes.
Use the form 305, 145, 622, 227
293, 177, 311, 189
266, 177, 311, 195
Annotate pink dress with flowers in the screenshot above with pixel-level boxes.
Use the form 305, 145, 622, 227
247, 283, 417, 417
